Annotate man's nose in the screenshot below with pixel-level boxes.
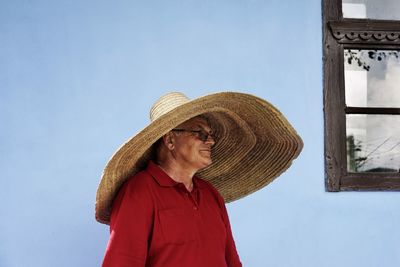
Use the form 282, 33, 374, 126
205, 135, 216, 147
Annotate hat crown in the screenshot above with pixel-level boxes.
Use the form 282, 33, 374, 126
150, 92, 190, 122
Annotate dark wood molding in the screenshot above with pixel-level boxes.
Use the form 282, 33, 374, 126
330, 20, 400, 44
345, 107, 400, 115
323, 0, 344, 191
341, 174, 400, 191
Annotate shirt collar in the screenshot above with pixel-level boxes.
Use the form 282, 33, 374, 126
146, 160, 205, 189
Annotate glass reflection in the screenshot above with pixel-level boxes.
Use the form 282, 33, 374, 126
346, 115, 400, 173
343, 0, 400, 20
345, 49, 400, 108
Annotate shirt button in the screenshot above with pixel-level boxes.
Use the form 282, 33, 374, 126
193, 206, 198, 210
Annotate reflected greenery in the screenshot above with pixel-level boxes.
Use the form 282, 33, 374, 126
347, 135, 367, 171
344, 49, 400, 71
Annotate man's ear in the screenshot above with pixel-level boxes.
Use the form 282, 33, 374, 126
162, 132, 174, 150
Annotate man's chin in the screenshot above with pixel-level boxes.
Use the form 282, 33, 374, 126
198, 158, 212, 170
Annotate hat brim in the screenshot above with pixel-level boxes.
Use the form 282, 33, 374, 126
95, 92, 303, 224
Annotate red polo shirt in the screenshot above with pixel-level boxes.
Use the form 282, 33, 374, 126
102, 160, 242, 267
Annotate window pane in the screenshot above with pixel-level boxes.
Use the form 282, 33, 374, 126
346, 114, 400, 173
344, 49, 400, 107
343, 0, 400, 20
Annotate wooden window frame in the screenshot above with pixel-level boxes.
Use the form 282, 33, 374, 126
323, 0, 400, 191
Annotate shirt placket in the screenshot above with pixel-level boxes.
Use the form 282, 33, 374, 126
178, 184, 200, 211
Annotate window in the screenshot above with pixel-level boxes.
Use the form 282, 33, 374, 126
323, 0, 400, 191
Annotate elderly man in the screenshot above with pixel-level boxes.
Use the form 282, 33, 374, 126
96, 92, 303, 267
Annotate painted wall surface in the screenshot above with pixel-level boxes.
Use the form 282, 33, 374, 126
1, 1, 399, 266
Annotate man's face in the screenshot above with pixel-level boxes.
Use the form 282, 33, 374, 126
171, 116, 215, 171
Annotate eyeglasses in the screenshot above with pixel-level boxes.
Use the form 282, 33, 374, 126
172, 128, 215, 142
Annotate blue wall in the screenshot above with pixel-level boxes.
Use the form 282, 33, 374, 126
1, 0, 399, 266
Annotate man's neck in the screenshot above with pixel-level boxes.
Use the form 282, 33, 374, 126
157, 159, 196, 192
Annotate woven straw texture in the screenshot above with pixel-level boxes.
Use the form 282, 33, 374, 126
95, 92, 303, 224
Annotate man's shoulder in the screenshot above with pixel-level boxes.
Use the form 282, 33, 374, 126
123, 169, 153, 193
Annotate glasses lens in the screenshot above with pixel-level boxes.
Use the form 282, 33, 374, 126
199, 131, 207, 141
197, 130, 214, 142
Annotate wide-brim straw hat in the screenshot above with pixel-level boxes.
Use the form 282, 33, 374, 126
96, 92, 303, 224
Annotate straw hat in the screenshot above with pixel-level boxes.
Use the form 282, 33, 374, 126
95, 92, 303, 224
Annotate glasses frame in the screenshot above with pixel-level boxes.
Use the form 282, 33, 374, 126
172, 128, 215, 142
